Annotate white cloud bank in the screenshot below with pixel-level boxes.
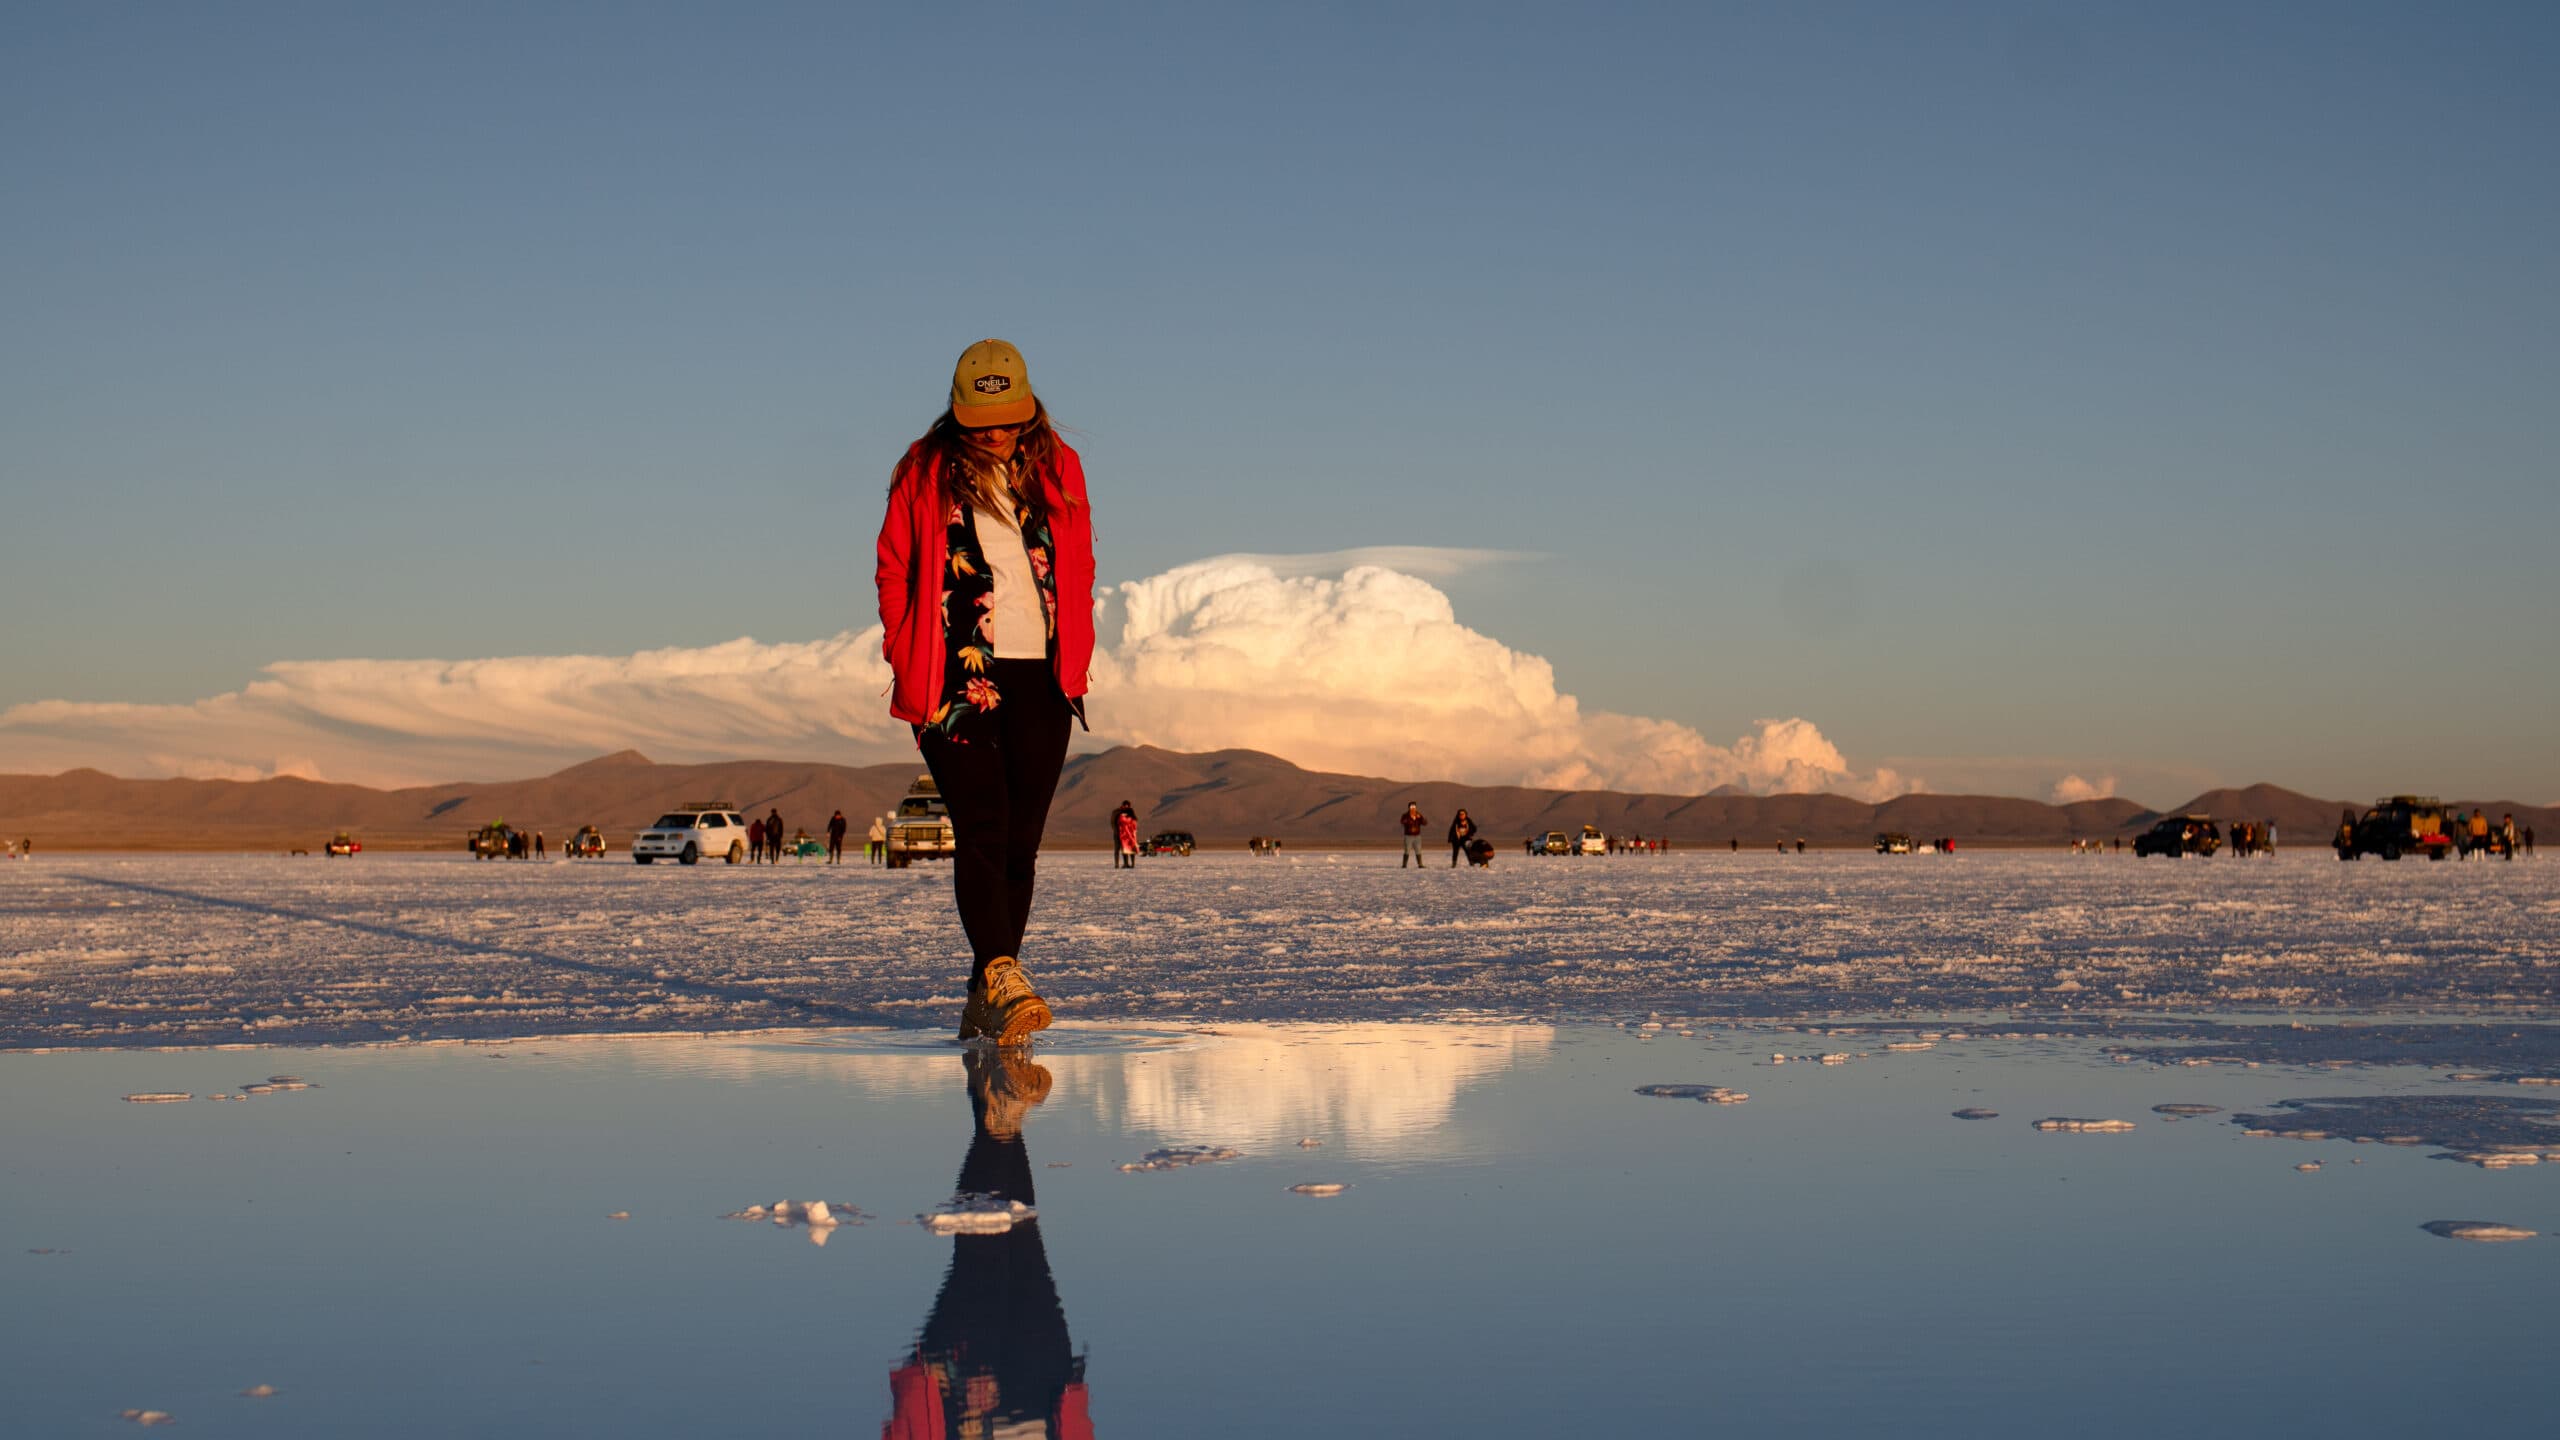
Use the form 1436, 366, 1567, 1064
0, 552, 1918, 799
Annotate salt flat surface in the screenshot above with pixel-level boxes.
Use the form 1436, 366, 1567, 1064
4, 851, 2555, 1047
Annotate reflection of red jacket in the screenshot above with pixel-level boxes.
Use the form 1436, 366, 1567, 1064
875, 441, 1097, 725
884, 1362, 1092, 1440
1115, 813, 1138, 850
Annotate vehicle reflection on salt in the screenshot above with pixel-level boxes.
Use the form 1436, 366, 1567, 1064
883, 1051, 1092, 1439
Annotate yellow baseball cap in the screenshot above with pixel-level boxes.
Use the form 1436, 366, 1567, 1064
950, 338, 1037, 428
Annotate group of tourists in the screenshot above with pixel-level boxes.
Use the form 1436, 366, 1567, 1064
740, 808, 791, 864
1397, 804, 1497, 867
2456, 809, 2532, 860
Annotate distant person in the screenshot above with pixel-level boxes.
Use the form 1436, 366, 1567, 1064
1112, 802, 1138, 869
766, 808, 786, 864
1796, 838, 1807, 854
874, 339, 1096, 1044
2266, 820, 2277, 854
534, 830, 546, 859
748, 817, 766, 863
1446, 808, 1477, 868
2525, 825, 2535, 858
1730, 837, 1738, 852
868, 815, 887, 866
2469, 808, 2490, 859
2501, 813, 2519, 861
1400, 803, 1427, 869
828, 810, 848, 865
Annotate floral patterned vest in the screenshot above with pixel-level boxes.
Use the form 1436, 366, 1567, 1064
923, 469, 1060, 739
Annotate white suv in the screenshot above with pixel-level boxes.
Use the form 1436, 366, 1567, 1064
632, 805, 751, 865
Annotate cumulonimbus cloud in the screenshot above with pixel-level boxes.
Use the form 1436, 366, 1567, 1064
2049, 773, 2119, 804
0, 552, 1919, 799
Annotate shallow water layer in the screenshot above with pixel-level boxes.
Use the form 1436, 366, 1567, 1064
4, 849, 2556, 1045
4, 1022, 2552, 1436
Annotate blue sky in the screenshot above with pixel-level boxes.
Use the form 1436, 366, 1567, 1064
3, 1, 2553, 803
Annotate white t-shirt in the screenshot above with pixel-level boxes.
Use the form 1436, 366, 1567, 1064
972, 488, 1049, 660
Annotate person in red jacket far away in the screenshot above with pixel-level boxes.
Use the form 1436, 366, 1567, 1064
875, 340, 1098, 1046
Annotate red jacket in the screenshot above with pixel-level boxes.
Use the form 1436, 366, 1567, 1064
875, 440, 1097, 725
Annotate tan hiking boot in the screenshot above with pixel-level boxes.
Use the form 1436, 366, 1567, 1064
979, 957, 1052, 1046
964, 1048, 1054, 1139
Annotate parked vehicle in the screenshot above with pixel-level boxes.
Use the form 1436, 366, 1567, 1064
883, 776, 955, 869
2133, 815, 2221, 858
1526, 830, 1574, 855
1140, 830, 1196, 857
565, 825, 607, 858
632, 804, 750, 865
324, 831, 361, 857
2339, 796, 2456, 861
1248, 835, 1283, 856
1875, 832, 1914, 854
1578, 824, 1607, 856
468, 822, 513, 859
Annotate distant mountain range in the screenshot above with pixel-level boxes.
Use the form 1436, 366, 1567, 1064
1, 748, 2551, 852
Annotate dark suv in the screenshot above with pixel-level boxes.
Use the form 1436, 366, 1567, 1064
1140, 830, 1196, 857
2133, 815, 2221, 857
2340, 796, 2455, 861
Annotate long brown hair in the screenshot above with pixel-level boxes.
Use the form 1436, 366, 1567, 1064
893, 399, 1073, 524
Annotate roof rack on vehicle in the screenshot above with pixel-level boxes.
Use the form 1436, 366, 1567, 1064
680, 801, 735, 810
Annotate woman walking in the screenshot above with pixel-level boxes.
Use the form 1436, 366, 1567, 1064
875, 340, 1097, 1044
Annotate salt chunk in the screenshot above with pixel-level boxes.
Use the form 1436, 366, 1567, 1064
606, 1211, 630, 1221
241, 1384, 278, 1398
1288, 1182, 1348, 1196
2032, 1117, 2136, 1133
121, 1410, 175, 1426
2151, 1104, 2222, 1117
1818, 1053, 1849, 1065
1118, 1145, 1243, 1172
1951, 1108, 1999, 1120
122, 1093, 192, 1103
1297, 1137, 1323, 1148
1633, 1084, 1748, 1104
1884, 1041, 1934, 1052
921, 1195, 1036, 1235
2295, 1162, 2321, 1172
2421, 1220, 2538, 1242
2516, 1076, 2559, 1086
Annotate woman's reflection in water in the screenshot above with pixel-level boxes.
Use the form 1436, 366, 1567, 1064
885, 1050, 1092, 1440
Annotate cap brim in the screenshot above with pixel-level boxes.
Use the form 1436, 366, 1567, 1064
954, 396, 1037, 428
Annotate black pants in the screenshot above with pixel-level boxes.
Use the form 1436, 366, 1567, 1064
919, 659, 1072, 981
